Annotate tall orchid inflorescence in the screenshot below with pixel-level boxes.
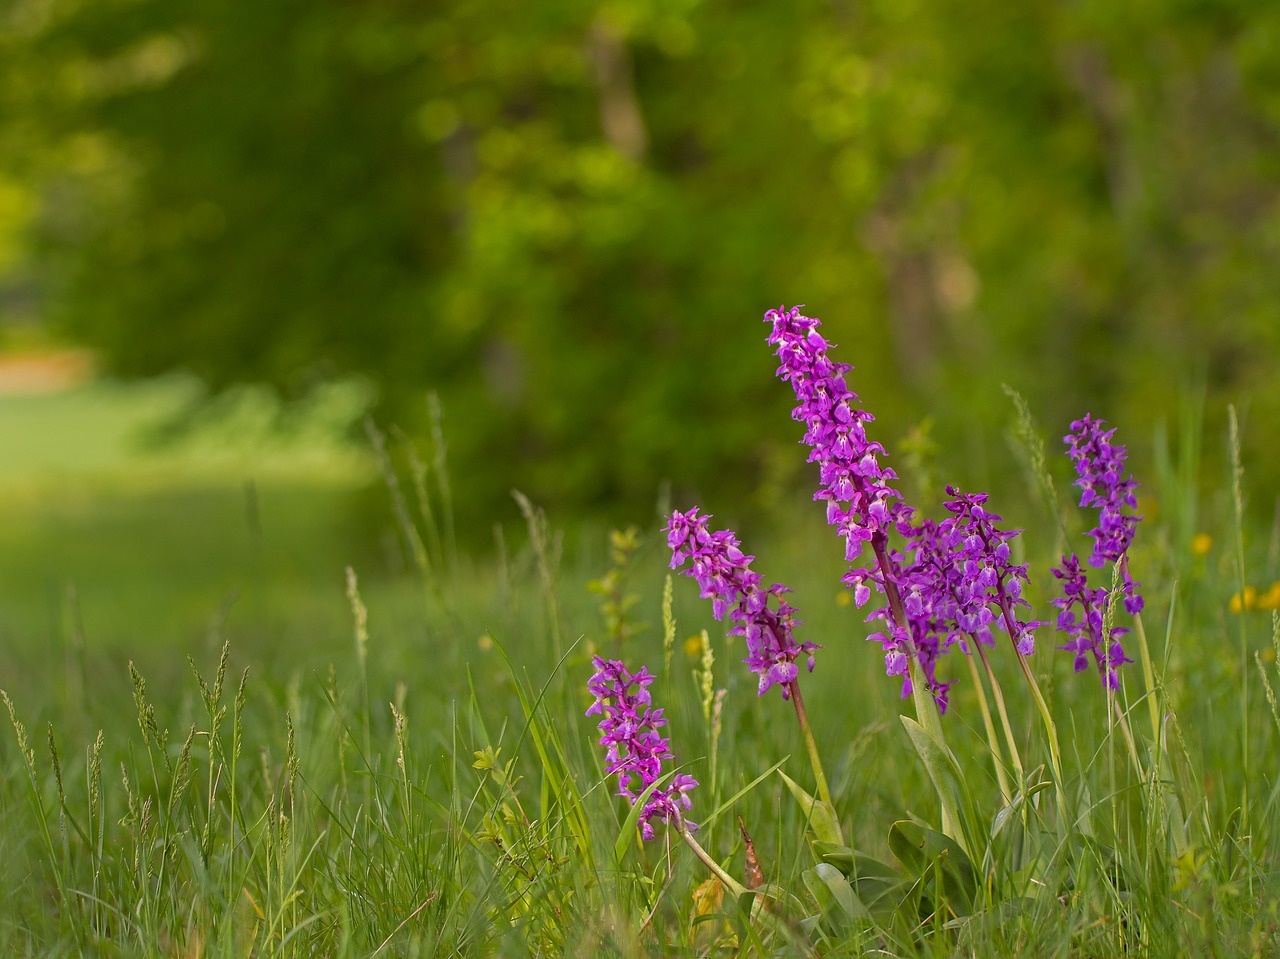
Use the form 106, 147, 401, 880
763, 305, 921, 690
666, 508, 818, 698
873, 488, 1041, 713
764, 305, 1044, 713
1052, 415, 1143, 689
587, 656, 697, 840
1065, 414, 1144, 613
764, 306, 913, 578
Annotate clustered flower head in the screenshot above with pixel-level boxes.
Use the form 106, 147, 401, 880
935, 487, 1041, 657
1050, 556, 1132, 689
764, 306, 912, 577
666, 507, 818, 698
762, 306, 1054, 711
1052, 414, 1143, 688
866, 487, 1041, 713
587, 655, 697, 840
1065, 413, 1143, 613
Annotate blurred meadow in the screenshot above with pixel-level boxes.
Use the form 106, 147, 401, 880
0, 373, 373, 653
2, 0, 1280, 955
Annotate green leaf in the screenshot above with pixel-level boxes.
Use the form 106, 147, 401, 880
990, 774, 1053, 841
777, 769, 844, 846
900, 714, 973, 856
812, 842, 899, 881
888, 819, 978, 914
802, 863, 867, 924
806, 849, 906, 922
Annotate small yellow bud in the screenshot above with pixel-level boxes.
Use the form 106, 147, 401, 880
1191, 533, 1212, 557
683, 634, 703, 659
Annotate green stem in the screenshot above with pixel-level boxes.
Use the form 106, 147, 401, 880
1012, 647, 1065, 793
787, 679, 833, 809
871, 535, 961, 840
672, 807, 749, 898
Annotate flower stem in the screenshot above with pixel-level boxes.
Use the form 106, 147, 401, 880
787, 679, 834, 810
671, 807, 749, 899
871, 535, 911, 643
870, 535, 944, 735
1132, 599, 1189, 851
871, 533, 962, 840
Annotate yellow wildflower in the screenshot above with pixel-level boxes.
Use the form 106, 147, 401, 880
1258, 582, 1280, 610
683, 634, 703, 659
1191, 533, 1212, 557
1229, 583, 1280, 613
1230, 587, 1257, 613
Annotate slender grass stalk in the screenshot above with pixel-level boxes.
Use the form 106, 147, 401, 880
345, 567, 372, 766
1100, 564, 1144, 782
513, 491, 563, 661
1003, 384, 1068, 552
1112, 695, 1144, 782
87, 728, 105, 937
708, 688, 726, 820
1106, 675, 1124, 939
1011, 645, 1064, 795
973, 646, 1020, 801
1130, 604, 1163, 758
365, 418, 431, 586
1152, 588, 1190, 855
226, 666, 250, 913
1227, 405, 1250, 843
393, 424, 445, 579
427, 392, 458, 574
661, 574, 675, 680
4, 692, 80, 945
1255, 612, 1280, 739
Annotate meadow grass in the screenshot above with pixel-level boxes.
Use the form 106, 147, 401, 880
0, 375, 378, 648
2, 382, 1280, 956
2, 461, 1279, 957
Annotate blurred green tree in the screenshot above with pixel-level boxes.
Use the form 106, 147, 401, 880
7, 0, 1280, 523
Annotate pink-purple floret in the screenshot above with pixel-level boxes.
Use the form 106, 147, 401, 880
588, 307, 1149, 848
1051, 414, 1144, 689
763, 305, 1042, 714
764, 306, 912, 575
587, 656, 697, 840
665, 507, 818, 699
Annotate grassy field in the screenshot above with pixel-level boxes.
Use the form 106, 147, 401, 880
0, 376, 377, 649
2, 377, 1279, 956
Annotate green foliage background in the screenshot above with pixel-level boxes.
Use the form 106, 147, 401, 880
4, 0, 1280, 518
